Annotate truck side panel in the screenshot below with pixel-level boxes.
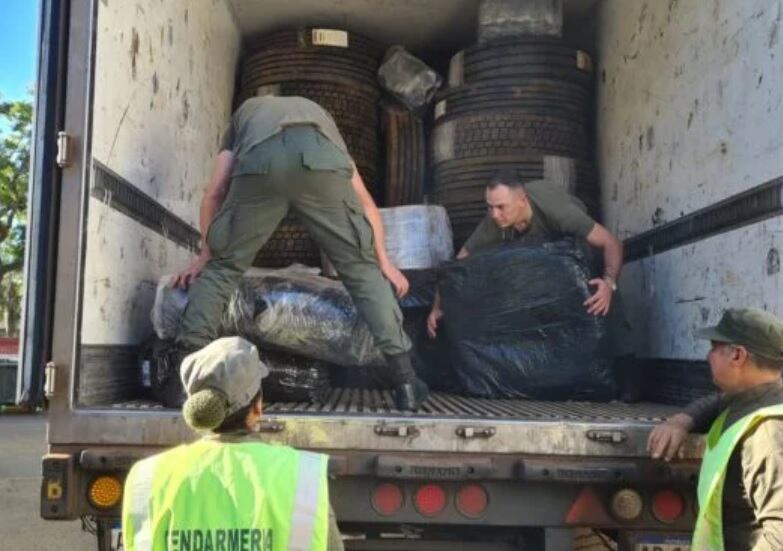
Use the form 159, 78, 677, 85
598, 0, 783, 359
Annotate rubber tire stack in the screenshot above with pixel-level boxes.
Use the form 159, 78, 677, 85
237, 28, 384, 268
383, 101, 426, 207
431, 36, 598, 248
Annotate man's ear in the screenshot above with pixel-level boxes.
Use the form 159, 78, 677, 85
732, 345, 749, 366
253, 396, 263, 417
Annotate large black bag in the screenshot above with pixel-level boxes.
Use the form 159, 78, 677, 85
440, 240, 616, 400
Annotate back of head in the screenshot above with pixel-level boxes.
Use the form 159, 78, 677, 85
180, 337, 269, 432
488, 168, 525, 191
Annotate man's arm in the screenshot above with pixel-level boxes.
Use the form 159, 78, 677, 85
745, 421, 783, 551
584, 223, 624, 316
350, 166, 409, 297
173, 150, 234, 288
647, 393, 722, 461
426, 246, 469, 339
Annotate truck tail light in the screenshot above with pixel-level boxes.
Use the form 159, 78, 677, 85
414, 484, 446, 517
371, 483, 404, 516
652, 489, 684, 523
88, 475, 123, 509
610, 488, 644, 521
456, 484, 488, 519
565, 486, 611, 525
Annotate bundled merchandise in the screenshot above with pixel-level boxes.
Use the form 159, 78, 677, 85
439, 241, 615, 400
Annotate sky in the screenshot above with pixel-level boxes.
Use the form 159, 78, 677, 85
0, 1, 39, 102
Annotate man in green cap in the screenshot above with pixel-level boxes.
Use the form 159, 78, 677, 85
123, 336, 344, 551
170, 95, 427, 411
647, 308, 783, 550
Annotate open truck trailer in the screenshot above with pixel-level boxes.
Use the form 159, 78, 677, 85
20, 0, 783, 549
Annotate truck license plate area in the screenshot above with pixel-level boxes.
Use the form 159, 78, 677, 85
634, 535, 691, 551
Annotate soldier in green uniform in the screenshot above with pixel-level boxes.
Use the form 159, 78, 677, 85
647, 308, 783, 550
171, 96, 428, 411
427, 168, 625, 338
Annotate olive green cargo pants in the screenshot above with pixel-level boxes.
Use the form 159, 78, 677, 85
176, 126, 411, 356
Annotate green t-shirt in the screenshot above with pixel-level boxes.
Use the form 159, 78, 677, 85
220, 96, 348, 157
462, 179, 596, 254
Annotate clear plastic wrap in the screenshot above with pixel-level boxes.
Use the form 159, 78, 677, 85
259, 350, 333, 403
151, 275, 189, 340
440, 240, 616, 401
377, 46, 442, 111
224, 268, 385, 368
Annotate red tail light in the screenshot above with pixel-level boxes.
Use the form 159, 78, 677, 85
371, 483, 404, 516
565, 487, 612, 525
652, 490, 685, 523
456, 484, 488, 519
414, 484, 447, 517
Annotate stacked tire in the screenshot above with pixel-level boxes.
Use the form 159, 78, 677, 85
431, 36, 599, 248
383, 102, 426, 207
237, 28, 384, 267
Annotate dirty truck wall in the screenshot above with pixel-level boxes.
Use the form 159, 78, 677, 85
83, 0, 240, 345
597, 0, 783, 360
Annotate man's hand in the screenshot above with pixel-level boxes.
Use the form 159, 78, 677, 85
173, 252, 210, 289
647, 413, 694, 461
427, 304, 444, 339
584, 278, 613, 316
380, 261, 409, 298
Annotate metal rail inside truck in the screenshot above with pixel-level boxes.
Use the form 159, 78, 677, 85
20, 0, 783, 549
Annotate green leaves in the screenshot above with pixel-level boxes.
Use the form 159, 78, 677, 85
0, 94, 32, 283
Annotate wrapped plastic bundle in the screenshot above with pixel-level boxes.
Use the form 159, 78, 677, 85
440, 240, 615, 400
322, 206, 454, 277
259, 350, 333, 403
224, 270, 385, 368
151, 275, 189, 340
377, 46, 442, 111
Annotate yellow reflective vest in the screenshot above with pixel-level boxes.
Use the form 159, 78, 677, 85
692, 404, 783, 550
122, 438, 329, 551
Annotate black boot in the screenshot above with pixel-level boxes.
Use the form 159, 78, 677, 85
386, 352, 429, 411
150, 340, 196, 408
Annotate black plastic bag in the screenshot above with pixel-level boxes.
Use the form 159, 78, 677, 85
440, 240, 615, 400
259, 350, 333, 404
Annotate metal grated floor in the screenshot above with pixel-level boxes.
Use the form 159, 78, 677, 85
108, 390, 680, 422
262, 388, 680, 422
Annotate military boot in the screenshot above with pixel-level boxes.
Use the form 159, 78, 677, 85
385, 352, 429, 411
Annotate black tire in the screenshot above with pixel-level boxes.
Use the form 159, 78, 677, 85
253, 216, 322, 268
432, 112, 589, 164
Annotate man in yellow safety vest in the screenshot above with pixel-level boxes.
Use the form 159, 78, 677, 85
647, 308, 783, 550
122, 336, 344, 551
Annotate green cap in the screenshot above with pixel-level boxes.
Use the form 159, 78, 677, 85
696, 308, 783, 361
180, 337, 269, 431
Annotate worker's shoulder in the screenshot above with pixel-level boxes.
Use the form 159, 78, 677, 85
742, 415, 783, 454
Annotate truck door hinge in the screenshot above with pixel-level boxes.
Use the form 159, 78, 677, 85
456, 426, 496, 439
374, 424, 420, 438
586, 429, 628, 444
56, 131, 71, 168
256, 419, 286, 433
44, 362, 57, 398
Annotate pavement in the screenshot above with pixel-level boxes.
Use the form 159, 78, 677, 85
0, 413, 96, 550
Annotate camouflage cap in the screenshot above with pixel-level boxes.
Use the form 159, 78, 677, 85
696, 308, 783, 361
179, 337, 269, 431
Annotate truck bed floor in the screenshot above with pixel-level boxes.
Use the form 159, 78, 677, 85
113, 389, 682, 423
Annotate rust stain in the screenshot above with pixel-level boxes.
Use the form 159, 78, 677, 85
130, 28, 139, 79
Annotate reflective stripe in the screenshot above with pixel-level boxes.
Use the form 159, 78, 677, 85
125, 456, 161, 551
288, 451, 325, 551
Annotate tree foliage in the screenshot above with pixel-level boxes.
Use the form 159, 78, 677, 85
0, 97, 32, 286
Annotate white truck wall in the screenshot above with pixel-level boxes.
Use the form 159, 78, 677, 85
83, 0, 240, 345
597, 0, 783, 359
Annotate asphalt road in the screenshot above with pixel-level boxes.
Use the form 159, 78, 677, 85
0, 413, 96, 550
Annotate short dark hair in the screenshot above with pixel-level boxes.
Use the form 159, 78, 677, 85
487, 168, 525, 190
214, 389, 262, 433
748, 351, 783, 372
